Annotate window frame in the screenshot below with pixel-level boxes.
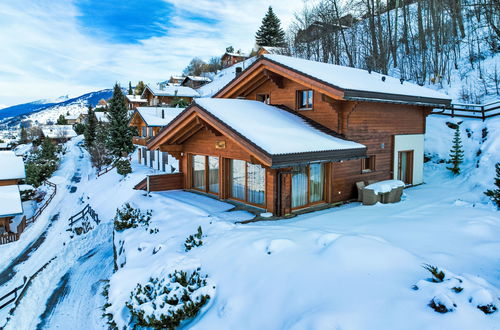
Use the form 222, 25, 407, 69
291, 163, 326, 210
256, 93, 270, 104
361, 155, 376, 173
297, 90, 314, 110
190, 154, 219, 195
229, 159, 266, 207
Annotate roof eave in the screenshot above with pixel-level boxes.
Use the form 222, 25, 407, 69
344, 90, 452, 107
270, 147, 367, 168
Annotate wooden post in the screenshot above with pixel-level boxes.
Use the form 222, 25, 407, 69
482, 105, 486, 122
147, 175, 150, 194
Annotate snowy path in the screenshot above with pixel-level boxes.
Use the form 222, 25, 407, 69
0, 137, 111, 329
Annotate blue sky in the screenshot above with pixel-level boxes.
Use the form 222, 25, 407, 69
0, 0, 303, 107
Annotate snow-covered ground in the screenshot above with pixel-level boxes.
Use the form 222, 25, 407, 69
1, 114, 499, 330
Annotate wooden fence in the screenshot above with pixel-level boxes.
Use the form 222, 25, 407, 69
133, 173, 184, 192
67, 204, 100, 237
0, 180, 57, 246
431, 100, 500, 120
0, 277, 27, 310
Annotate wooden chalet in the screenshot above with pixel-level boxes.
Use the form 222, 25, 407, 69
169, 75, 185, 86
0, 151, 25, 233
129, 107, 184, 172
125, 94, 148, 110
257, 46, 286, 56
145, 54, 451, 216
221, 52, 249, 68
142, 85, 199, 107
180, 76, 212, 89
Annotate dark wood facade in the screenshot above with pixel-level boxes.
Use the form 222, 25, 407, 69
147, 56, 449, 216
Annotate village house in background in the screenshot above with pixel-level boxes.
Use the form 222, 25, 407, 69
168, 75, 185, 86
143, 54, 451, 216
41, 125, 77, 142
141, 84, 199, 107
125, 94, 148, 110
180, 76, 212, 89
0, 151, 25, 234
221, 51, 249, 68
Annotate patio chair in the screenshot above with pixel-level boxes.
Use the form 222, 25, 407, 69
362, 188, 380, 205
356, 181, 365, 201
384, 186, 404, 203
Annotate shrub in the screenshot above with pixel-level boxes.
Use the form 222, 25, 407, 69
185, 226, 203, 251
74, 123, 85, 135
423, 264, 445, 283
115, 158, 132, 176
429, 294, 456, 313
126, 269, 213, 329
484, 163, 500, 208
114, 203, 152, 231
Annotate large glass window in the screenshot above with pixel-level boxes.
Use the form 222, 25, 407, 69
192, 155, 206, 190
247, 163, 265, 205
208, 156, 219, 193
230, 160, 266, 206
292, 163, 325, 208
230, 160, 246, 200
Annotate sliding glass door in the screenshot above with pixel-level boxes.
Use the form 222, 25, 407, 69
230, 159, 266, 206
291, 163, 325, 209
191, 155, 219, 194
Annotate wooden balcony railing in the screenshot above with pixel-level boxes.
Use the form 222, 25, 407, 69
132, 136, 149, 146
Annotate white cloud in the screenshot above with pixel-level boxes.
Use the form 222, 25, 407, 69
0, 0, 304, 107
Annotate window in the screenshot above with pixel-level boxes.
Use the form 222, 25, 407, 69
297, 90, 313, 110
148, 127, 154, 137
141, 127, 147, 137
291, 163, 325, 208
361, 156, 376, 173
191, 155, 219, 194
256, 94, 270, 104
230, 160, 266, 206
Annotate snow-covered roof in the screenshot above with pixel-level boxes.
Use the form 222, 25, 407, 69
194, 98, 365, 155
144, 85, 199, 98
65, 115, 79, 120
259, 46, 286, 54
198, 57, 257, 97
0, 185, 23, 217
0, 142, 9, 149
223, 52, 248, 58
0, 151, 25, 180
262, 54, 451, 103
41, 125, 77, 139
135, 107, 185, 127
126, 95, 147, 103
184, 76, 212, 82
95, 112, 109, 123
170, 75, 184, 80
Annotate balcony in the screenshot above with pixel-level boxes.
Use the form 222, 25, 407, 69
133, 136, 149, 146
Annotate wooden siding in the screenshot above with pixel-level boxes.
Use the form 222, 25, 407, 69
0, 179, 20, 186
134, 173, 184, 191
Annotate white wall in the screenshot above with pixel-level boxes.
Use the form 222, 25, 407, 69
393, 134, 424, 185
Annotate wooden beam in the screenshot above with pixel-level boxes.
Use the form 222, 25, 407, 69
159, 144, 183, 152
322, 96, 358, 135
263, 69, 283, 89
239, 75, 269, 97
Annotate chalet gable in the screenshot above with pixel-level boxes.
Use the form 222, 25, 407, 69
215, 54, 451, 107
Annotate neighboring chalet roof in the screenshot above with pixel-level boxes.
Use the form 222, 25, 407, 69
134, 107, 185, 127
197, 57, 257, 97
216, 54, 451, 107
41, 125, 77, 139
148, 98, 366, 168
0, 151, 26, 180
143, 84, 199, 98
222, 52, 248, 58
258, 46, 286, 55
0, 185, 23, 217
126, 94, 147, 103
180, 76, 212, 86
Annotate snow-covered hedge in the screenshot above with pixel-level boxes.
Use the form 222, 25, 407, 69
125, 269, 215, 328
184, 226, 203, 251
114, 203, 152, 231
414, 264, 498, 315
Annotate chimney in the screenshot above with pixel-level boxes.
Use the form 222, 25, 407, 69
400, 78, 404, 84
381, 76, 386, 82
162, 109, 164, 119
235, 67, 243, 76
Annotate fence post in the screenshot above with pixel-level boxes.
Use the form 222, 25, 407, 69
147, 175, 150, 194
482, 105, 486, 121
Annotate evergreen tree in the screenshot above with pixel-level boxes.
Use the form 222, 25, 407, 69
447, 125, 464, 175
84, 105, 97, 148
255, 6, 286, 47
39, 138, 57, 160
106, 83, 134, 158
134, 81, 146, 96
128, 81, 133, 95
19, 127, 28, 144
485, 163, 500, 207
56, 114, 68, 125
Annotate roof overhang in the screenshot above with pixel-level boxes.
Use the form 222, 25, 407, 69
147, 102, 366, 168
215, 56, 452, 107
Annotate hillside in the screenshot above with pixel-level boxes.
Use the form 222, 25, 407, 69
0, 89, 112, 125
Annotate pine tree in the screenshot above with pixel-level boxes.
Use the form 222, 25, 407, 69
484, 163, 500, 207
128, 81, 133, 95
134, 81, 145, 96
106, 83, 134, 158
39, 138, 57, 160
255, 6, 286, 47
447, 125, 464, 175
56, 114, 68, 125
84, 105, 97, 148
